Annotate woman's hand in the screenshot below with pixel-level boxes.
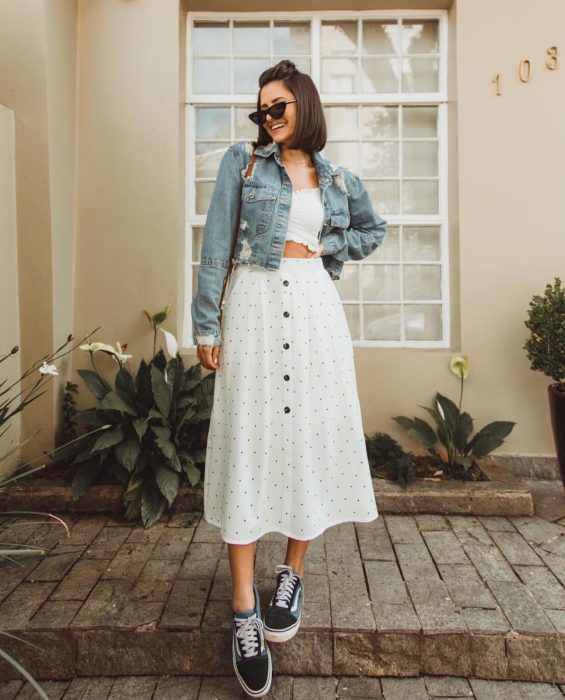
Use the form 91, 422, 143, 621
197, 343, 221, 370
309, 243, 324, 258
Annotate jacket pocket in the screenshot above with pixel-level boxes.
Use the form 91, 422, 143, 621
329, 209, 350, 230
240, 183, 279, 235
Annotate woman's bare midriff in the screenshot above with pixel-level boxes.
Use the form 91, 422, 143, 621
282, 239, 319, 258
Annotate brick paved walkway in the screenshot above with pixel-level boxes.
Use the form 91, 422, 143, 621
1, 503, 565, 687
1, 674, 565, 698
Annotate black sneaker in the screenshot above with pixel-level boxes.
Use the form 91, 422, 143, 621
232, 582, 272, 697
263, 564, 304, 643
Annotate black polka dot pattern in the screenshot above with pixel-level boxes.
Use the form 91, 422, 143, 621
203, 256, 379, 545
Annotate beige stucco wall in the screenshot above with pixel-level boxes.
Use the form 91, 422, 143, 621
0, 0, 563, 464
0, 105, 21, 472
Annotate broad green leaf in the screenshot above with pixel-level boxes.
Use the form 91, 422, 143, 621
100, 391, 137, 416
132, 417, 148, 441
114, 435, 142, 474
90, 426, 124, 453
183, 461, 202, 487
155, 465, 180, 507
71, 456, 106, 500
435, 392, 461, 432
141, 479, 166, 528
151, 365, 172, 418
77, 369, 111, 400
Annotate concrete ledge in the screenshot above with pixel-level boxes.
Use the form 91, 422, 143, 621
0, 628, 563, 683
0, 475, 534, 517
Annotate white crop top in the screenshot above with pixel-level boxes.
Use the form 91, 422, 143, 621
285, 188, 324, 252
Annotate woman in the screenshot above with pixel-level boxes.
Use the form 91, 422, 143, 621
191, 59, 387, 697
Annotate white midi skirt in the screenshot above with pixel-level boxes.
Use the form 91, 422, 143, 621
203, 256, 379, 545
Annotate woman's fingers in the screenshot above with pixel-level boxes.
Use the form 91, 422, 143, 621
197, 344, 221, 370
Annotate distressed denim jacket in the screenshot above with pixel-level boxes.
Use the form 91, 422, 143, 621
191, 139, 388, 346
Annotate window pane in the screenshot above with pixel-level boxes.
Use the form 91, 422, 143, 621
195, 143, 230, 178
404, 227, 441, 261
403, 106, 437, 137
234, 59, 271, 93
195, 181, 215, 215
344, 304, 361, 340
195, 108, 230, 139
405, 304, 443, 341
193, 59, 229, 93
361, 58, 400, 93
403, 264, 441, 300
367, 180, 398, 216
367, 225, 399, 262
402, 20, 439, 54
403, 142, 438, 177
401, 57, 439, 92
362, 264, 400, 301
234, 21, 270, 56
274, 21, 310, 55
321, 21, 358, 55
325, 107, 358, 141
361, 106, 398, 139
403, 180, 438, 215
322, 142, 358, 172
235, 107, 258, 139
193, 21, 229, 56
322, 58, 358, 92
364, 304, 401, 340
192, 227, 204, 262
361, 141, 398, 177
362, 20, 399, 55
335, 264, 359, 301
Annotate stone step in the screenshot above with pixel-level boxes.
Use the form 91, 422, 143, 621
2, 674, 565, 699
0, 473, 534, 517
0, 512, 564, 683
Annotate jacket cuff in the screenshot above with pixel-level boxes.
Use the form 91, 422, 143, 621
194, 332, 221, 346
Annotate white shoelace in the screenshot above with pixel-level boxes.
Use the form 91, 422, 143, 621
274, 564, 299, 609
234, 614, 263, 658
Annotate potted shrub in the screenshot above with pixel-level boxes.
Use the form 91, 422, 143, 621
523, 277, 565, 490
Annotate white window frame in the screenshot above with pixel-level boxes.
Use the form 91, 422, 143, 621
182, 9, 450, 350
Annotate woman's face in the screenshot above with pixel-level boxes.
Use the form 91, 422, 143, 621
258, 80, 297, 145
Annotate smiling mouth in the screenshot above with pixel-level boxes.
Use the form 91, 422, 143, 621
270, 123, 286, 131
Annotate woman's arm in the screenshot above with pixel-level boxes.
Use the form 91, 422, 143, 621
321, 169, 387, 262
191, 146, 243, 346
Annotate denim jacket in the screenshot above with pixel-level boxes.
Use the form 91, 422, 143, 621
191, 139, 388, 346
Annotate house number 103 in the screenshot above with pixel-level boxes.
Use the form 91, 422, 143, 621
492, 46, 559, 95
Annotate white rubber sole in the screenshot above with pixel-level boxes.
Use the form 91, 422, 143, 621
263, 619, 300, 642
232, 636, 272, 698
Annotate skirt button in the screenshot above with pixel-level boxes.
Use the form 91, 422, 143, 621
284, 406, 291, 413
283, 279, 289, 286
284, 374, 290, 381
283, 311, 290, 317
283, 342, 290, 349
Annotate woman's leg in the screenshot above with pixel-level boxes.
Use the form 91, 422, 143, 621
228, 540, 258, 612
284, 537, 309, 577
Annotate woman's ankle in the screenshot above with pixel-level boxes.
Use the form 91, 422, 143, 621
232, 589, 256, 613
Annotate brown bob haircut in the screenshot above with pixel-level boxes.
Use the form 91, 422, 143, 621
253, 59, 327, 154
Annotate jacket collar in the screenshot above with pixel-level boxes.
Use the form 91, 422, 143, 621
253, 140, 338, 186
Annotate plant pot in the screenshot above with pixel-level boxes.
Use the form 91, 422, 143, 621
548, 382, 565, 491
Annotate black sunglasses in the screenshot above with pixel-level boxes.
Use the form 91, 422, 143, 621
248, 99, 297, 126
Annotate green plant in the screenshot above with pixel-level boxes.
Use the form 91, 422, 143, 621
57, 307, 215, 528
0, 333, 103, 698
523, 276, 565, 390
365, 431, 416, 486
392, 355, 516, 479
